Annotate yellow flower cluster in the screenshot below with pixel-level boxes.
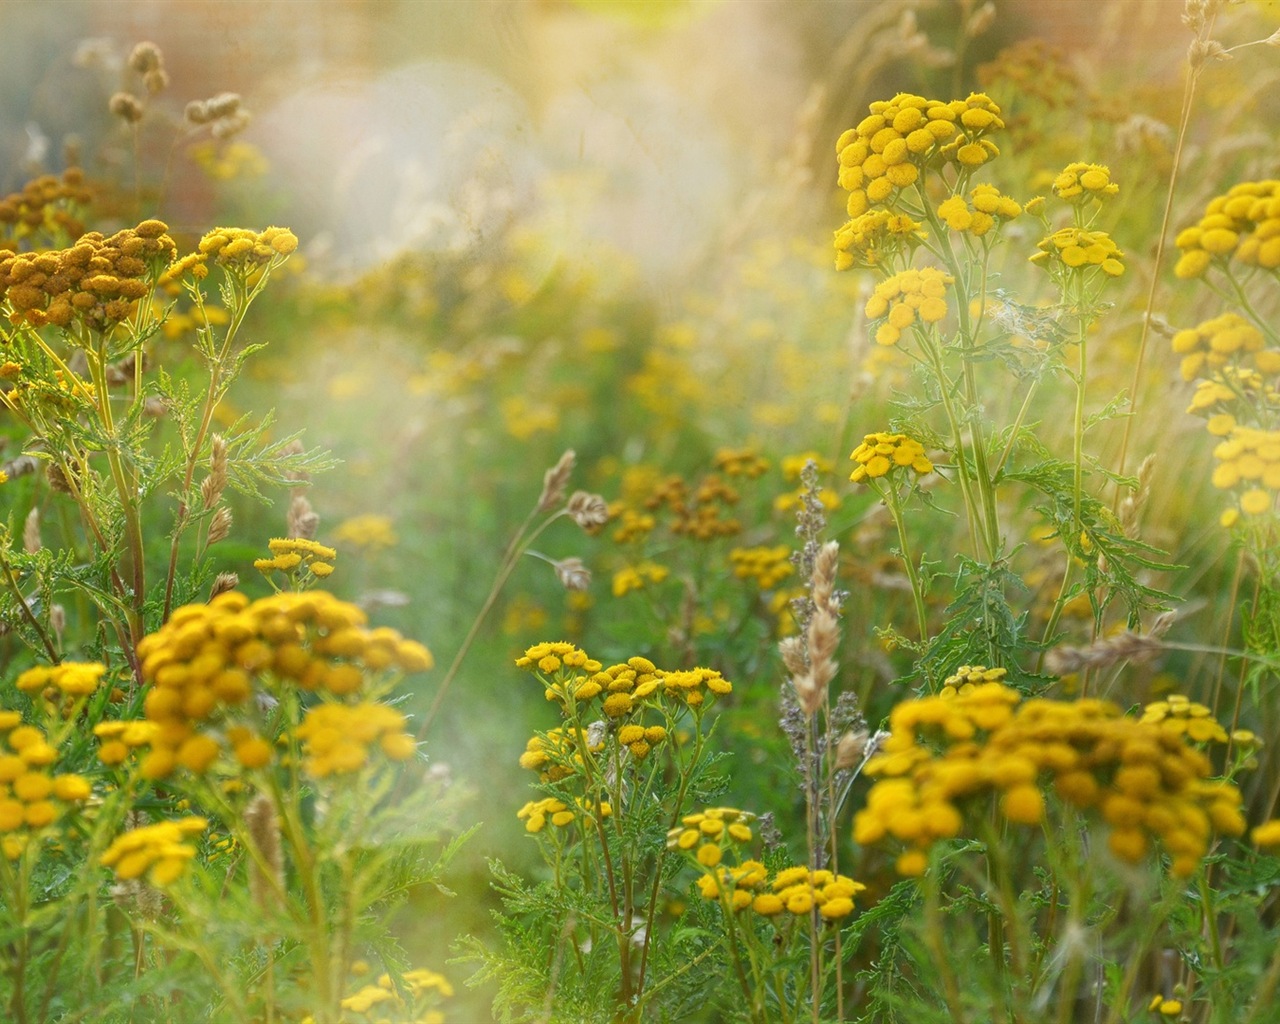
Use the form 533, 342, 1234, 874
133, 590, 431, 779
836, 92, 1005, 220
1148, 996, 1184, 1017
94, 720, 160, 766
850, 432, 934, 483
331, 514, 398, 552
612, 561, 670, 597
667, 806, 756, 868
1171, 313, 1269, 381
659, 666, 733, 709
0, 714, 91, 855
100, 816, 207, 886
1051, 162, 1120, 202
940, 664, 1007, 697
728, 545, 794, 588
1186, 368, 1275, 420
617, 722, 668, 759
254, 537, 337, 581
1174, 179, 1280, 279
516, 795, 610, 833
0, 220, 175, 330
0, 168, 91, 240
1210, 426, 1280, 523
15, 661, 105, 698
514, 640, 603, 678
854, 683, 1244, 878
1030, 227, 1125, 277
518, 725, 604, 782
749, 865, 867, 921
833, 210, 923, 271
695, 859, 767, 909
295, 702, 416, 777
713, 447, 769, 478
1253, 820, 1280, 848
864, 267, 952, 345
1140, 695, 1228, 744
937, 184, 1022, 236
197, 226, 299, 270
611, 507, 655, 543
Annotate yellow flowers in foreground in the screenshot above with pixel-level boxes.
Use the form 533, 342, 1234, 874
100, 816, 208, 886
854, 682, 1244, 878
849, 432, 934, 483
1174, 178, 1280, 279
864, 267, 953, 346
1030, 226, 1125, 277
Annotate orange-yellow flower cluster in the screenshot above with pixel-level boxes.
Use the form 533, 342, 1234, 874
132, 590, 432, 779
1140, 695, 1229, 744
100, 816, 207, 886
516, 795, 610, 833
15, 661, 106, 698
198, 226, 298, 271
713, 447, 770, 479
854, 683, 1244, 878
694, 857, 867, 923
253, 537, 337, 581
0, 220, 176, 330
0, 168, 91, 241
940, 664, 1007, 697
833, 210, 923, 271
850, 432, 934, 483
1174, 179, 1280, 279
667, 806, 756, 868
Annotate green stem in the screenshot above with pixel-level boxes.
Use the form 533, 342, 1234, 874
882, 480, 929, 648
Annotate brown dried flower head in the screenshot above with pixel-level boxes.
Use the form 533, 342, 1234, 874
566, 490, 609, 529
538, 450, 576, 512
552, 557, 591, 591
108, 92, 145, 124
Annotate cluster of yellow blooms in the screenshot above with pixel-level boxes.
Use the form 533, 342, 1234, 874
131, 591, 431, 779
612, 560, 671, 597
1174, 179, 1280, 279
1171, 313, 1270, 382
611, 507, 656, 544
940, 663, 1007, 696
667, 806, 756, 868
331, 514, 398, 553
0, 713, 91, 856
0, 220, 175, 330
197, 225, 298, 271
713, 447, 770, 479
253, 537, 337, 581
854, 682, 1245, 878
836, 92, 1005, 218
1051, 162, 1120, 202
15, 661, 105, 698
937, 184, 1022, 236
1186, 368, 1275, 422
728, 544, 794, 588
0, 168, 91, 241
849, 432, 934, 483
694, 857, 866, 923
516, 795, 611, 833
332, 966, 451, 1022
1139, 695, 1231, 745
1030, 226, 1125, 277
833, 210, 922, 271
864, 267, 953, 346
518, 725, 605, 783
295, 702, 417, 777
1208, 426, 1280, 523
99, 815, 208, 886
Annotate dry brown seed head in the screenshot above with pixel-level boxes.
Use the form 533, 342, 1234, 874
778, 635, 807, 677
143, 68, 169, 95
566, 490, 609, 529
287, 494, 319, 540
834, 729, 869, 771
127, 41, 163, 74
23, 507, 39, 553
244, 793, 284, 914
552, 556, 591, 591
209, 572, 239, 601
184, 100, 211, 125
207, 506, 232, 546
108, 92, 145, 124
537, 450, 576, 512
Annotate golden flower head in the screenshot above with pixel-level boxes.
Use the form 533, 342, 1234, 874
849, 431, 934, 483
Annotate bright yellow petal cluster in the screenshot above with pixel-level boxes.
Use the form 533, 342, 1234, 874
850, 432, 933, 483
937, 184, 1022, 235
132, 590, 432, 779
15, 661, 106, 698
1171, 313, 1267, 381
864, 267, 953, 345
1051, 162, 1120, 202
612, 561, 670, 597
0, 716, 91, 852
330, 514, 398, 552
1209, 426, 1280, 524
517, 725, 604, 783
197, 225, 298, 269
1030, 227, 1124, 277
667, 806, 756, 867
254, 536, 338, 581
835, 92, 1004, 221
853, 683, 1244, 878
940, 664, 1007, 698
100, 816, 207, 886
295, 701, 416, 777
833, 210, 923, 271
712, 447, 769, 479
1174, 179, 1280, 279
1140, 695, 1229, 744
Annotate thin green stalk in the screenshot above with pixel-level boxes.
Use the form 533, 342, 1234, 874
0, 548, 60, 662
882, 481, 929, 646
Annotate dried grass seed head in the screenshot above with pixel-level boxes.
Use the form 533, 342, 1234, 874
538, 449, 576, 512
